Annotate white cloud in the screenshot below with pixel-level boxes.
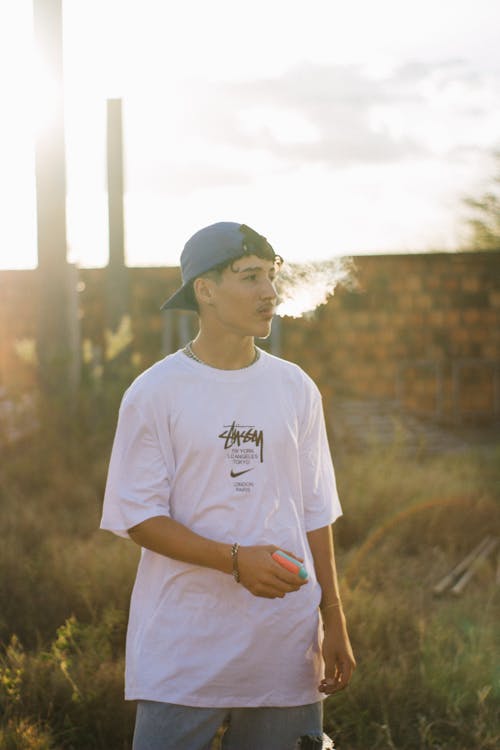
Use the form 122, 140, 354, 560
148, 60, 499, 177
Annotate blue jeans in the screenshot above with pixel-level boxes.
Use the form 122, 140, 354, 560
132, 700, 323, 750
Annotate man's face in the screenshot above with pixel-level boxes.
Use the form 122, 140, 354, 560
203, 254, 279, 338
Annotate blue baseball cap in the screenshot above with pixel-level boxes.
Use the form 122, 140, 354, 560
160, 221, 279, 311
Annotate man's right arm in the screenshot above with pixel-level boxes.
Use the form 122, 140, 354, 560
128, 515, 307, 600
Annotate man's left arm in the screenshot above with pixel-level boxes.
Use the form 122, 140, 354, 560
307, 525, 356, 694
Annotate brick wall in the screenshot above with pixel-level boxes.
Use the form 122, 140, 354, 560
283, 252, 500, 423
1, 251, 499, 424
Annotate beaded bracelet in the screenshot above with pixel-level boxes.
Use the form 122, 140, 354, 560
231, 542, 240, 583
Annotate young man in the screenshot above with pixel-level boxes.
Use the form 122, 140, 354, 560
101, 222, 355, 750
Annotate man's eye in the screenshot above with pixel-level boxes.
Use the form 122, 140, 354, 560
244, 274, 257, 281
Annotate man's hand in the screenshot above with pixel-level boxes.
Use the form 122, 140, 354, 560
318, 607, 356, 695
127, 518, 308, 600
237, 545, 309, 599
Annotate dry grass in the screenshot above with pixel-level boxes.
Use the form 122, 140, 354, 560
1, 390, 499, 749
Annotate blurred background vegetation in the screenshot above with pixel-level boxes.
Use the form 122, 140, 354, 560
462, 152, 500, 252
0, 378, 499, 750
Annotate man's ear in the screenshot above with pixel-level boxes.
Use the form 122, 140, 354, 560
193, 277, 215, 307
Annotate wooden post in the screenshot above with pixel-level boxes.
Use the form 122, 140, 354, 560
106, 98, 129, 335
177, 312, 192, 347
269, 315, 282, 356
33, 0, 80, 401
162, 310, 174, 355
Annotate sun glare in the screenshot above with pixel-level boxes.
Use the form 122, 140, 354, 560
32, 54, 62, 134
0, 1, 126, 271
1, 1, 499, 270
0, 0, 74, 270
0, 2, 36, 269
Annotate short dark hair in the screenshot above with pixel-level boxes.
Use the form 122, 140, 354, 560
187, 241, 283, 313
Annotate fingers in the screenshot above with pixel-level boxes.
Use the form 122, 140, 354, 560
249, 568, 303, 599
270, 560, 308, 589
238, 545, 308, 599
249, 585, 287, 599
243, 575, 291, 599
319, 659, 356, 694
269, 547, 308, 588
262, 560, 307, 597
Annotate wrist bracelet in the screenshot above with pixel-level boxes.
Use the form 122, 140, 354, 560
231, 542, 240, 583
320, 601, 342, 612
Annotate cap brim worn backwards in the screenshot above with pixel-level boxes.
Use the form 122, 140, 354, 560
160, 284, 197, 312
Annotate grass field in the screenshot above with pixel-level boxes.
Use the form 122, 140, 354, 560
1, 391, 499, 749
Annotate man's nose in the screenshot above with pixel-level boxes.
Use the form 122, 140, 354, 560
260, 278, 277, 300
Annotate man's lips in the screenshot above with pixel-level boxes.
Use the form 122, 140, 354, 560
257, 306, 275, 318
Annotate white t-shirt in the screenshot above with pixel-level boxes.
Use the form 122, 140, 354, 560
101, 348, 342, 707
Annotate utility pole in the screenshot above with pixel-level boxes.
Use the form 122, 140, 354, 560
106, 98, 129, 331
33, 0, 80, 401
105, 98, 130, 374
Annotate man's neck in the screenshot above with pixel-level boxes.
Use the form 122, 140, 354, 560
190, 332, 257, 370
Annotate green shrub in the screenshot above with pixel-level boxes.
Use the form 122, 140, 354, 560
0, 718, 54, 750
0, 612, 135, 749
1, 386, 499, 748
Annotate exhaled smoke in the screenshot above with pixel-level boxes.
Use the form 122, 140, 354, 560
275, 257, 357, 318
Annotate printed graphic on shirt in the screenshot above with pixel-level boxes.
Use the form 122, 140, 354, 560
230, 468, 253, 478
218, 420, 264, 493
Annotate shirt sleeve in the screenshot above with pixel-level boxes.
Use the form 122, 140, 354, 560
100, 396, 172, 539
299, 378, 342, 531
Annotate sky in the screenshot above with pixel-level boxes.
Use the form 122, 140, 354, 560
0, 0, 500, 269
